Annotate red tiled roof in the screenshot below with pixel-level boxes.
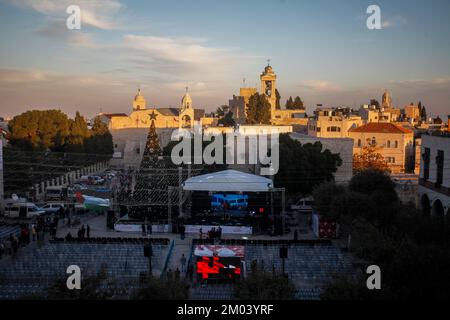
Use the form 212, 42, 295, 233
349, 122, 413, 134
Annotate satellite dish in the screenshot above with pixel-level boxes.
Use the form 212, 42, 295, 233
12, 194, 19, 201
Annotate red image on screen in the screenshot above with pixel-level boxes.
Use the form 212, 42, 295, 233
196, 256, 241, 280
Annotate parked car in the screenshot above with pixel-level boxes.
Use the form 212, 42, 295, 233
4, 202, 46, 219
41, 203, 65, 214
90, 176, 105, 185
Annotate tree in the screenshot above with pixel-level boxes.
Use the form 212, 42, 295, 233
45, 268, 116, 300
85, 116, 114, 155
132, 276, 190, 300
218, 111, 236, 127
293, 96, 305, 109
285, 96, 294, 110
370, 99, 380, 108
246, 93, 271, 125
143, 117, 162, 157
234, 272, 296, 300
65, 111, 91, 153
275, 134, 342, 194
420, 104, 427, 121
353, 144, 390, 174
275, 89, 281, 110
8, 110, 71, 151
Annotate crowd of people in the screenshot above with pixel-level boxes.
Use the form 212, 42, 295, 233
0, 223, 42, 259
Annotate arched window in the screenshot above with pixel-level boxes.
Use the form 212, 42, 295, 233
387, 140, 391, 148
394, 141, 398, 148
357, 139, 361, 147
371, 137, 376, 146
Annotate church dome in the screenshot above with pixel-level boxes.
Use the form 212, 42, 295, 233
133, 88, 147, 110
135, 89, 145, 102
181, 89, 192, 109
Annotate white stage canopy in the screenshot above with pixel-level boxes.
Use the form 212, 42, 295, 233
182, 169, 273, 192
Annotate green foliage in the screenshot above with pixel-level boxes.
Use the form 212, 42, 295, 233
8, 110, 113, 155
8, 110, 70, 151
370, 99, 380, 108
293, 96, 304, 109
246, 93, 271, 125
318, 170, 450, 300
321, 275, 396, 300
132, 276, 190, 300
285, 96, 304, 110
275, 89, 281, 110
218, 111, 236, 127
85, 116, 114, 155
234, 272, 296, 300
275, 134, 342, 194
45, 268, 115, 300
285, 96, 294, 109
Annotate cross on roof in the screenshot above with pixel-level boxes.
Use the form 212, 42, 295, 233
267, 58, 271, 66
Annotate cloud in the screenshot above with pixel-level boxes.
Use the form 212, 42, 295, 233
298, 80, 343, 92
35, 20, 96, 47
7, 0, 124, 30
381, 15, 407, 29
0, 68, 127, 87
388, 78, 450, 89
122, 35, 244, 73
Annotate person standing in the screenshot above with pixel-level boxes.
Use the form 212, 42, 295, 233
180, 254, 187, 272
86, 225, 90, 239
31, 224, 37, 241
199, 228, 203, 240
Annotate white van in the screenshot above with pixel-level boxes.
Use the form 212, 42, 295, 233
290, 196, 314, 213
4, 203, 46, 219
45, 186, 74, 201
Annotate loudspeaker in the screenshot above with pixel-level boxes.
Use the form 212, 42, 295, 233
144, 245, 153, 257
279, 247, 288, 259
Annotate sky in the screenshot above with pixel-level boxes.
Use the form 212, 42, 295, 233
0, 0, 449, 119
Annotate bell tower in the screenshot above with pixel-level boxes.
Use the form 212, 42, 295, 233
260, 60, 277, 119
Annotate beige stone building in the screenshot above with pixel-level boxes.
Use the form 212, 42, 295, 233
349, 122, 414, 173
100, 88, 216, 130
307, 108, 363, 138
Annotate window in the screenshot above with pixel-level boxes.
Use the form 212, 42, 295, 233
387, 140, 391, 148
423, 147, 430, 180
386, 157, 396, 163
317, 127, 321, 132
357, 139, 362, 147
371, 137, 376, 145
394, 141, 398, 148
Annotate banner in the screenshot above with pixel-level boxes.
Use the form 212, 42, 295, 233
185, 224, 252, 235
